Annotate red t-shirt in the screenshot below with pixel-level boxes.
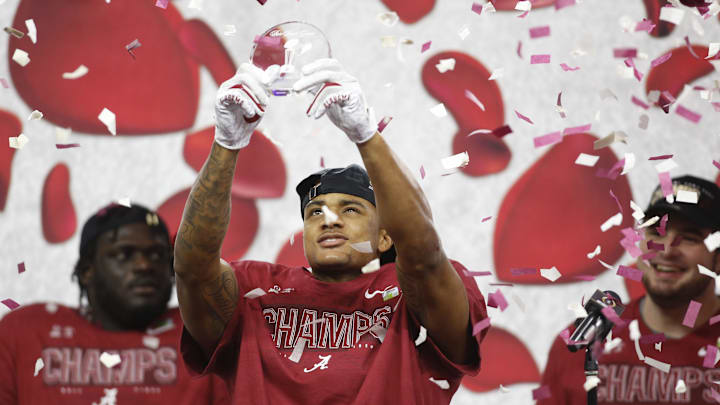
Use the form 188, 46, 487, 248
539, 297, 720, 404
181, 259, 488, 405
0, 303, 229, 405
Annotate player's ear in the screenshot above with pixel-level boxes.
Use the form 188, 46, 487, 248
377, 229, 393, 254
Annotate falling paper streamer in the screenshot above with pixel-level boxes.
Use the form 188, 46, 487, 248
487, 289, 508, 311
617, 265, 643, 282
224, 25, 236, 36
630, 200, 645, 221
2, 298, 20, 310
705, 232, 720, 252
25, 19, 36, 44
28, 110, 43, 121
62, 65, 88, 79
4, 26, 23, 38
530, 54, 551, 64
529, 26, 550, 39
659, 6, 684, 24
559, 63, 580, 71
471, 2, 483, 14
584, 376, 601, 391
600, 212, 623, 232
651, 52, 672, 68
415, 325, 427, 346
429, 377, 450, 390
638, 216, 659, 229
441, 151, 469, 170
380, 36, 397, 48
533, 131, 562, 148
55, 127, 72, 143
99, 352, 121, 368
117, 197, 131, 208
514, 110, 534, 124
540, 267, 561, 282
644, 356, 671, 373
472, 318, 491, 336
621, 153, 636, 175
483, 2, 496, 13
289, 337, 308, 363
587, 245, 601, 259
499, 385, 510, 393
98, 108, 116, 135
361, 258, 381, 274
435, 58, 456, 73
575, 153, 599, 167
34, 358, 44, 376
675, 105, 701, 123
8, 134, 29, 149
563, 124, 591, 136
243, 288, 266, 299
12, 49, 30, 66
698, 264, 717, 279
377, 11, 399, 27
350, 241, 373, 253
421, 41, 431, 53
682, 300, 701, 328
429, 103, 447, 118
676, 190, 698, 204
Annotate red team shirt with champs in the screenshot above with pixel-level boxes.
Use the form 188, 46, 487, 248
539, 298, 720, 405
0, 304, 229, 405
181, 259, 489, 405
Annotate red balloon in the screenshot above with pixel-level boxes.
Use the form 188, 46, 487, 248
422, 52, 510, 176
461, 326, 540, 392
156, 188, 259, 261
275, 230, 309, 268
494, 133, 634, 283
9, 0, 199, 135
641, 0, 677, 37
177, 19, 236, 86
646, 45, 717, 106
380, 0, 435, 23
182, 127, 287, 199
0, 110, 21, 211
490, 0, 556, 10
42, 163, 77, 243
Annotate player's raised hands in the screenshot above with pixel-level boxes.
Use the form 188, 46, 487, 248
293, 59, 377, 144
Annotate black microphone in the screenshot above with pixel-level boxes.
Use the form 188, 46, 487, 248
567, 290, 625, 352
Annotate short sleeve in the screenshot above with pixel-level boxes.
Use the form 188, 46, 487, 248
408, 260, 489, 377
0, 312, 18, 405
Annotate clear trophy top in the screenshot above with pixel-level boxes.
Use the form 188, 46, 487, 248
250, 21, 332, 96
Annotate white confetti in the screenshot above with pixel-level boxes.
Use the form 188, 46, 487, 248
430, 103, 448, 118
639, 114, 649, 130
55, 127, 72, 143
676, 190, 698, 204
441, 151, 469, 170
188, 0, 203, 9
584, 376, 601, 391
630, 200, 645, 221
415, 325, 427, 346
638, 216, 660, 228
488, 68, 504, 81
117, 197, 131, 208
540, 266, 561, 282
568, 302, 588, 318
377, 11, 399, 26
705, 231, 720, 252
289, 337, 308, 363
99, 352, 121, 368
655, 342, 662, 352
654, 159, 678, 173
27, 110, 43, 121
629, 319, 641, 341
586, 245, 601, 259
34, 358, 44, 376
482, 2, 496, 13
45, 303, 58, 313
600, 212, 623, 232
575, 153, 599, 167
142, 336, 160, 349
499, 384, 511, 393
98, 108, 116, 136
515, 0, 532, 11
243, 287, 266, 299
675, 379, 687, 394
604, 336, 622, 353
659, 6, 684, 24
350, 241, 373, 253
644, 356, 671, 373
321, 205, 338, 224
698, 264, 717, 279
12, 49, 30, 66
380, 36, 397, 48
707, 43, 720, 59
25, 19, 36, 44
8, 133, 29, 149
436, 58, 456, 73
621, 153, 636, 175
62, 65, 88, 79
361, 258, 381, 274
223, 24, 236, 36
429, 377, 450, 389
458, 25, 470, 40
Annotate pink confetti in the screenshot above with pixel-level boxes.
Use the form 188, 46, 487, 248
710, 314, 720, 325
684, 36, 701, 59
563, 123, 591, 135
573, 275, 596, 281
657, 213, 668, 236
472, 318, 491, 336
533, 131, 562, 148
464, 270, 493, 277
531, 54, 551, 64
320, 157, 325, 168
704, 345, 718, 368
257, 0, 267, 4
532, 385, 552, 400
601, 306, 628, 328
492, 125, 513, 138
481, 216, 492, 222
648, 154, 673, 160
651, 52, 672, 68
487, 289, 509, 311
377, 116, 392, 133
658, 172, 673, 198
613, 48, 637, 58
155, 0, 169, 8
712, 103, 720, 112
517, 41, 523, 59
635, 18, 656, 33
713, 160, 720, 170
659, 91, 676, 113
0, 78, 8, 89
559, 328, 571, 344
1, 299, 19, 310
511, 267, 536, 275
55, 144, 80, 149
555, 0, 576, 10
17, 262, 25, 274
640, 251, 658, 260
529, 25, 551, 39
609, 189, 623, 213
682, 300, 701, 328
675, 105, 702, 123
617, 265, 643, 282
559, 63, 580, 71
639, 333, 665, 344
421, 41, 432, 53
471, 2, 483, 15
419, 165, 426, 179
647, 241, 664, 251
631, 96, 649, 110
517, 10, 530, 18
624, 58, 643, 81
514, 110, 534, 124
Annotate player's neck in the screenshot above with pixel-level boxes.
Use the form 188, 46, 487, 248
310, 266, 363, 283
641, 287, 720, 339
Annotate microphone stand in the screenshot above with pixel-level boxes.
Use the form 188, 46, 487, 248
585, 347, 598, 405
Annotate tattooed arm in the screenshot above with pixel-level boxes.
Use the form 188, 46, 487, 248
174, 143, 241, 357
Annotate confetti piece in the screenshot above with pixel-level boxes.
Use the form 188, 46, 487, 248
563, 124, 591, 135
430, 103, 447, 118
429, 377, 450, 390
676, 189, 698, 204
533, 131, 562, 148
8, 133, 29, 149
4, 26, 23, 38
483, 2, 496, 13
499, 385, 510, 393
361, 258, 381, 274
635, 18, 655, 33
515, 0, 532, 11
531, 54, 551, 64
624, 58, 643, 81
421, 41, 431, 53
675, 105, 701, 123
704, 345, 719, 368
142, 336, 160, 349
441, 151, 469, 170
1, 298, 19, 310
99, 352, 121, 368
555, 0, 576, 10
631, 96, 649, 110
377, 116, 392, 133
380, 36, 396, 48
599, 88, 618, 101
17, 262, 25, 273
630, 200, 645, 221
487, 289, 508, 311
289, 337, 308, 363
601, 306, 628, 329
415, 325, 427, 346
419, 165, 426, 179
223, 25, 236, 36
651, 52, 672, 68
465, 270, 492, 277
125, 39, 141, 59
613, 48, 637, 58
647, 241, 664, 251
540, 266, 561, 282
12, 49, 30, 66
659, 6, 685, 24
155, 0, 169, 8
710, 314, 720, 325
464, 89, 485, 111
609, 189, 623, 213
481, 216, 492, 222
586, 245, 601, 258
98, 108, 116, 135
27, 110, 43, 121
188, 0, 203, 9
682, 300, 701, 328
705, 232, 720, 252
532, 385, 551, 400
617, 265, 643, 282
34, 358, 44, 376
62, 65, 88, 79
55, 127, 72, 143
25, 19, 36, 44
457, 25, 470, 40
488, 68, 504, 80
435, 58, 456, 73
714, 160, 720, 171
471, 2, 483, 15
655, 159, 678, 173
654, 342, 662, 352
675, 379, 687, 394
593, 132, 627, 150
707, 43, 720, 59
644, 356, 670, 373
657, 214, 669, 236
472, 318, 491, 336
377, 11, 399, 26
601, 212, 623, 232
0, 78, 8, 88
529, 26, 550, 38
243, 288, 266, 299
516, 41, 523, 58
559, 63, 580, 71
514, 110, 534, 124
584, 376, 601, 391
699, 264, 717, 279
491, 125, 512, 138
620, 153, 636, 175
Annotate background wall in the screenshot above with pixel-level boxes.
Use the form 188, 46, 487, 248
1, 0, 719, 403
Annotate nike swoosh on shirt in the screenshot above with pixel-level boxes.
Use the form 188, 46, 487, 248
365, 289, 385, 299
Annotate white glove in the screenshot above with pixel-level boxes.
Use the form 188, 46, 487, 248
214, 63, 278, 150
293, 59, 378, 144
